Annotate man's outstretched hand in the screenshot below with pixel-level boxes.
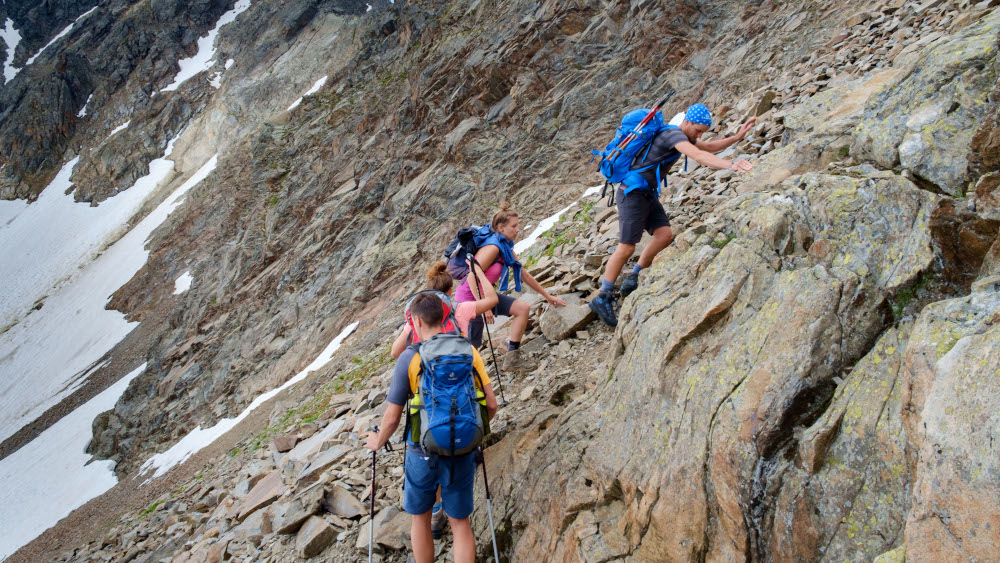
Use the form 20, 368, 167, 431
736, 117, 757, 139
731, 159, 754, 173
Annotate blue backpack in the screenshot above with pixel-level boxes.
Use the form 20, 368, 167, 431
592, 109, 682, 203
408, 333, 486, 457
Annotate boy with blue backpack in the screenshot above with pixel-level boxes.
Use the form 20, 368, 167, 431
589, 103, 757, 327
366, 292, 498, 563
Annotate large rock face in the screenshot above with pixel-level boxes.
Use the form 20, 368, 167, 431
772, 323, 912, 560
900, 280, 1000, 561
496, 166, 941, 562
485, 12, 1000, 561
852, 12, 1000, 197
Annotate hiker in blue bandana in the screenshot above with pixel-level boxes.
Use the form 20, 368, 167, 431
456, 203, 566, 371
589, 103, 757, 327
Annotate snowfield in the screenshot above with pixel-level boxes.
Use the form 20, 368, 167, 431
0, 149, 218, 444
0, 364, 146, 561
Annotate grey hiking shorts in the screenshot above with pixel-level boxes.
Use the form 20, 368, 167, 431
616, 188, 670, 245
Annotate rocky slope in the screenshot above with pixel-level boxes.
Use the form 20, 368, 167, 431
3, 0, 999, 561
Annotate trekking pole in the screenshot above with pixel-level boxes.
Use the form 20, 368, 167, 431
367, 425, 393, 562
479, 447, 501, 562
605, 89, 676, 161
368, 446, 376, 563
471, 258, 508, 406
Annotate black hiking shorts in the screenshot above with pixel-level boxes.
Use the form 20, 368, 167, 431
466, 293, 517, 348
616, 188, 670, 245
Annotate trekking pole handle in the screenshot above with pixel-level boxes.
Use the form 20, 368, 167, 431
368, 425, 393, 452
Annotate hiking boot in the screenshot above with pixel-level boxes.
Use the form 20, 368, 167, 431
431, 504, 448, 539
620, 271, 640, 298
589, 292, 618, 327
502, 348, 530, 373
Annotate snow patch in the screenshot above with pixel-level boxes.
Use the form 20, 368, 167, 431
514, 185, 606, 256
138, 321, 359, 481
208, 71, 222, 88
160, 0, 251, 93
107, 120, 130, 138
224, 58, 234, 70
173, 271, 194, 294
366, 3, 373, 12
0, 363, 145, 561
0, 150, 219, 444
582, 184, 603, 199
515, 202, 577, 255
77, 94, 93, 117
24, 6, 98, 66
287, 75, 328, 111
2, 18, 22, 84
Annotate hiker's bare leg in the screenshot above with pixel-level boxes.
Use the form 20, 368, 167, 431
449, 516, 476, 563
411, 511, 434, 563
637, 226, 673, 268
508, 298, 530, 342
603, 242, 636, 284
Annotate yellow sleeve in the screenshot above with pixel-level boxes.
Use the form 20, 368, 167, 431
472, 347, 491, 387
408, 353, 421, 394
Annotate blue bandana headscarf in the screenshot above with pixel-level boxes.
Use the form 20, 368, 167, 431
685, 103, 713, 127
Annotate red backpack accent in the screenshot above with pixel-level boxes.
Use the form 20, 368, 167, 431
404, 290, 461, 344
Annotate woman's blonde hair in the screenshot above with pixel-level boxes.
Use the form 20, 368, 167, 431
491, 201, 518, 231
425, 261, 453, 293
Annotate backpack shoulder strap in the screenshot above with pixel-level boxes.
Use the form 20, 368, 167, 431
407, 345, 423, 394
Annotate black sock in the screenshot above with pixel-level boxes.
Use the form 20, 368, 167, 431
508, 340, 520, 351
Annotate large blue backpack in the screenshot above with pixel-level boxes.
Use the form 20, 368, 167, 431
592, 109, 682, 202
408, 333, 486, 457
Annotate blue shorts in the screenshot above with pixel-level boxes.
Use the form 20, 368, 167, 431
403, 449, 476, 519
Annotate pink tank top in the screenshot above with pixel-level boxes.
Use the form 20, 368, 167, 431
455, 260, 504, 302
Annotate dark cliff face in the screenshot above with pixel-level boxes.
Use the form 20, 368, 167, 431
0, 0, 232, 200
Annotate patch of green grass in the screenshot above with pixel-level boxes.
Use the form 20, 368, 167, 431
228, 447, 241, 457
837, 145, 851, 159
891, 274, 931, 320
543, 231, 575, 257
377, 70, 409, 86
606, 368, 614, 382
140, 500, 163, 517
523, 253, 539, 270
573, 201, 595, 223
265, 194, 279, 208
246, 344, 393, 452
711, 234, 736, 249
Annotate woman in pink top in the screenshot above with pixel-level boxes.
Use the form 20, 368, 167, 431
460, 203, 566, 372
390, 260, 498, 359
